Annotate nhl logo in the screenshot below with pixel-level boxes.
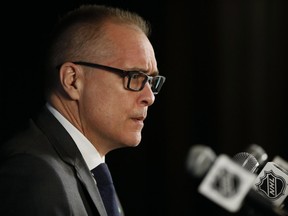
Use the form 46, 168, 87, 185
255, 170, 286, 200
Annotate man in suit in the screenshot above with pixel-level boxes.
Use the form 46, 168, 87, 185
0, 4, 166, 216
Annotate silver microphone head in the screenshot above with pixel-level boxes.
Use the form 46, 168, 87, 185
245, 144, 268, 167
233, 152, 259, 173
186, 144, 217, 178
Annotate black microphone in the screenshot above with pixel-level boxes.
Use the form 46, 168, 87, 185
243, 145, 288, 213
241, 144, 288, 215
251, 161, 288, 213
271, 156, 288, 215
272, 156, 288, 173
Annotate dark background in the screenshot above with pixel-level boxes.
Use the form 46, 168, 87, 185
1, 0, 288, 215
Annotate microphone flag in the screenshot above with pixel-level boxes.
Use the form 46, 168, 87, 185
198, 154, 256, 212
253, 162, 288, 207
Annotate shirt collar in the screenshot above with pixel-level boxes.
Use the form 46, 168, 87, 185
46, 102, 104, 170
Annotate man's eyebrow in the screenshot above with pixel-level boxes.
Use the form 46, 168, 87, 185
128, 67, 159, 76
151, 70, 159, 76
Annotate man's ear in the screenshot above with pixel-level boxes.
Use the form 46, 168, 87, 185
58, 62, 82, 100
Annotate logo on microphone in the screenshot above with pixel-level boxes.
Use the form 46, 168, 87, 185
255, 170, 286, 200
212, 168, 241, 197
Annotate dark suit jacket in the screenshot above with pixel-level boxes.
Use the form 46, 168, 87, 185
0, 106, 109, 216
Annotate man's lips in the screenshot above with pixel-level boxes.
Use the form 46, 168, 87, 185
133, 116, 145, 121
130, 114, 146, 125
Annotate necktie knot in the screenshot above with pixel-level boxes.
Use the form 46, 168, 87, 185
91, 163, 113, 186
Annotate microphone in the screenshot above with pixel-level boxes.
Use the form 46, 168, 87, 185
185, 144, 263, 178
252, 161, 288, 212
233, 151, 259, 173
197, 153, 257, 213
243, 145, 288, 213
245, 144, 269, 173
272, 155, 288, 172
186, 144, 284, 215
186, 144, 217, 179
246, 144, 268, 167
271, 156, 288, 214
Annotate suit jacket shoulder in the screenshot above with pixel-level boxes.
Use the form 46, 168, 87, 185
0, 106, 106, 216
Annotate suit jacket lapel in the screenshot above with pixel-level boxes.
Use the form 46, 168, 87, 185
33, 106, 107, 216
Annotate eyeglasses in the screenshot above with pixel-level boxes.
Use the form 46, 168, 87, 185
72, 61, 166, 95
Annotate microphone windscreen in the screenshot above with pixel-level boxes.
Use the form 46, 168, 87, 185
246, 144, 268, 167
186, 144, 216, 178
233, 152, 259, 173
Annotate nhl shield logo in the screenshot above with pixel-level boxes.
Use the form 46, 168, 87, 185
255, 170, 286, 200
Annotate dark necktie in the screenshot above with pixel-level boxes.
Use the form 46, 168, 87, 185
91, 163, 120, 216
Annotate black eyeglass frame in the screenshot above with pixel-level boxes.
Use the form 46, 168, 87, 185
72, 61, 166, 94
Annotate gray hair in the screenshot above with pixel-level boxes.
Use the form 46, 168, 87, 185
44, 4, 151, 96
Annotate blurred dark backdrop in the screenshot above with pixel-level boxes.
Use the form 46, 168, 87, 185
1, 0, 288, 215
